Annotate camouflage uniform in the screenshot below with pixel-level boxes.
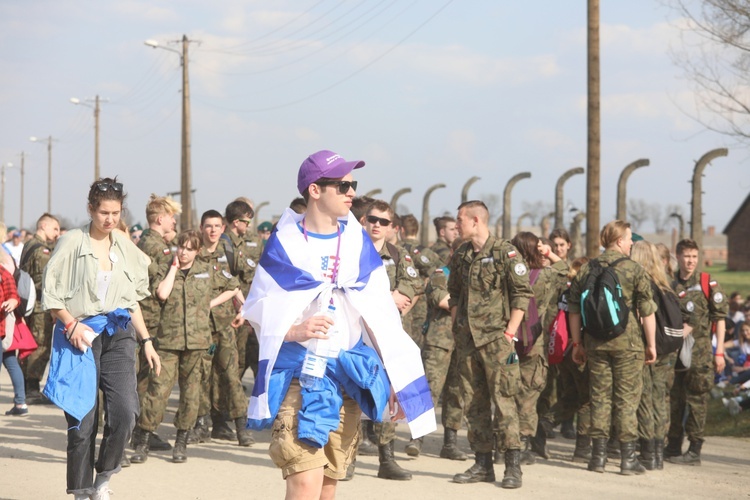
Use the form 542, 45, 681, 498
668, 273, 728, 444
400, 237, 441, 349
448, 237, 533, 453
135, 228, 173, 398
19, 234, 55, 383
421, 267, 464, 431
568, 250, 657, 443
238, 231, 264, 378
430, 239, 452, 266
195, 244, 245, 420
514, 262, 567, 439
372, 242, 423, 446
139, 260, 233, 431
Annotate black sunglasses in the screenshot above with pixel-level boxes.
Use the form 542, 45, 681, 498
316, 180, 357, 195
95, 181, 123, 192
366, 215, 391, 226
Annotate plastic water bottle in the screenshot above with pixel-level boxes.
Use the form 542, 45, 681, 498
300, 304, 337, 389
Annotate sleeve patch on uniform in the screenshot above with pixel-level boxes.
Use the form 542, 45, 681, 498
247, 258, 256, 268
162, 248, 171, 255
709, 281, 718, 288
246, 241, 258, 247
514, 263, 527, 276
194, 273, 210, 279
222, 270, 233, 279
713, 292, 723, 303
413, 248, 420, 254
434, 268, 444, 274
43, 248, 50, 254
678, 290, 686, 298
507, 250, 517, 258
406, 266, 418, 278
420, 255, 429, 264
686, 301, 695, 312
404, 255, 412, 262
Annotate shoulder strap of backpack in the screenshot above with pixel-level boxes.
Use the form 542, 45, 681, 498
700, 272, 710, 301
219, 234, 236, 275
19, 242, 43, 270
386, 242, 400, 267
608, 257, 628, 268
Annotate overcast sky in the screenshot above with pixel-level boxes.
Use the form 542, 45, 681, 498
1, 0, 747, 234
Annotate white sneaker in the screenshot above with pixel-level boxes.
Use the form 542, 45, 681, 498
91, 486, 112, 500
727, 398, 742, 417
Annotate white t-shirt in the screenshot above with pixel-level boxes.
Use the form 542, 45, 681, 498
294, 222, 363, 355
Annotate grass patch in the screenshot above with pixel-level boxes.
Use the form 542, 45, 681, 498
705, 264, 750, 298
705, 392, 750, 437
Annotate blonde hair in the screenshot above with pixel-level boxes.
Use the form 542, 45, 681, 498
145, 194, 182, 224
631, 240, 671, 293
568, 256, 589, 280
600, 220, 631, 249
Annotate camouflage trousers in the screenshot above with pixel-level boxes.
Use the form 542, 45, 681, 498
668, 345, 713, 443
21, 310, 53, 381
239, 324, 260, 379
457, 335, 521, 453
638, 352, 677, 440
135, 323, 160, 402
545, 354, 591, 435
402, 298, 427, 350
372, 421, 397, 446
422, 344, 464, 430
196, 329, 247, 419
587, 349, 644, 442
138, 348, 204, 431
513, 353, 548, 438
536, 364, 558, 423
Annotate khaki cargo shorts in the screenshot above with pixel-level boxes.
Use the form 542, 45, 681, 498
269, 379, 361, 480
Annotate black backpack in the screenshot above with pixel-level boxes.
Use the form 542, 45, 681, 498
580, 257, 630, 340
652, 283, 684, 356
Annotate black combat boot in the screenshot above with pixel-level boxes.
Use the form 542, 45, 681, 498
664, 435, 683, 459
654, 437, 665, 470
638, 438, 656, 471
587, 437, 607, 473
235, 417, 255, 447
561, 419, 576, 440
607, 436, 621, 459
404, 437, 423, 457
501, 449, 523, 489
187, 415, 210, 444
530, 422, 550, 459
453, 452, 495, 483
173, 430, 189, 463
572, 434, 592, 463
519, 436, 536, 465
667, 439, 702, 466
358, 421, 378, 456
341, 459, 356, 481
377, 441, 412, 480
620, 441, 646, 475
130, 427, 151, 464
439, 428, 467, 461
149, 432, 173, 451
540, 418, 556, 439
211, 411, 236, 441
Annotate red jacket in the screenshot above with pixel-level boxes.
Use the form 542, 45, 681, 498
0, 266, 20, 339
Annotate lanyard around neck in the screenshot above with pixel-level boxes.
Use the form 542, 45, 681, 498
302, 218, 342, 288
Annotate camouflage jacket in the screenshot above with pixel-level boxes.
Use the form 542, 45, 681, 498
568, 250, 657, 352
525, 261, 570, 356
19, 234, 54, 311
423, 266, 453, 350
241, 231, 263, 293
197, 245, 241, 331
137, 228, 173, 329
152, 260, 232, 350
401, 237, 442, 281
430, 239, 452, 266
448, 236, 533, 348
221, 230, 256, 297
672, 272, 728, 342
377, 242, 423, 300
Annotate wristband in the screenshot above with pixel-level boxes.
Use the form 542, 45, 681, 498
543, 249, 550, 257
65, 320, 76, 332
65, 321, 79, 341
139, 337, 154, 346
715, 353, 725, 357
504, 331, 517, 342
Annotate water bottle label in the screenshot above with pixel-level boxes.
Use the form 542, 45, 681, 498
301, 353, 327, 378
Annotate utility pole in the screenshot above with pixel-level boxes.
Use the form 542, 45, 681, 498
0, 162, 11, 222
181, 34, 193, 231
70, 95, 107, 181
30, 136, 56, 212
586, 0, 601, 257
19, 152, 25, 229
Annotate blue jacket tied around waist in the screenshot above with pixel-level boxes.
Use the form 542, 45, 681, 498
43, 309, 132, 423
248, 338, 390, 448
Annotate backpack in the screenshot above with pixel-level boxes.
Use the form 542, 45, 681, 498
13, 267, 36, 318
515, 268, 542, 357
548, 286, 571, 365
652, 283, 684, 356
580, 257, 630, 341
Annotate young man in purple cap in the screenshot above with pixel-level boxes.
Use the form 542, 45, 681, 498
242, 150, 435, 499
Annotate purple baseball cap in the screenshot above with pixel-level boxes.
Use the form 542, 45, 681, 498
297, 150, 365, 195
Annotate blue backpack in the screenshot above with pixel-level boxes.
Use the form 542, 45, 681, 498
580, 257, 629, 340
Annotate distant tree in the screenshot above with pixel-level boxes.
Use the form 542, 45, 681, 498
521, 200, 554, 225
627, 199, 650, 231
481, 193, 502, 226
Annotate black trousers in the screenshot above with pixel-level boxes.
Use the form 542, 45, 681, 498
64, 325, 138, 495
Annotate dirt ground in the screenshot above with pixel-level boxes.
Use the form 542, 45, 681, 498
1, 368, 748, 500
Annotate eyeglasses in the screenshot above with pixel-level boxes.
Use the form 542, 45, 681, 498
315, 180, 358, 195
366, 215, 391, 226
237, 218, 252, 225
95, 181, 123, 192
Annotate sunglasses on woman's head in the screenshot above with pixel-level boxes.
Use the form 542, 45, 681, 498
366, 215, 391, 226
315, 180, 358, 195
95, 181, 123, 192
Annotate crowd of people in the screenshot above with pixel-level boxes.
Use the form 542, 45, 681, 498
0, 149, 746, 499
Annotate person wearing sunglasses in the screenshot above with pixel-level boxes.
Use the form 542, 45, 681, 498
243, 150, 435, 499
41, 177, 161, 500
363, 199, 424, 480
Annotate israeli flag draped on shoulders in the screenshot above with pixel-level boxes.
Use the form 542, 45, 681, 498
242, 208, 436, 439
